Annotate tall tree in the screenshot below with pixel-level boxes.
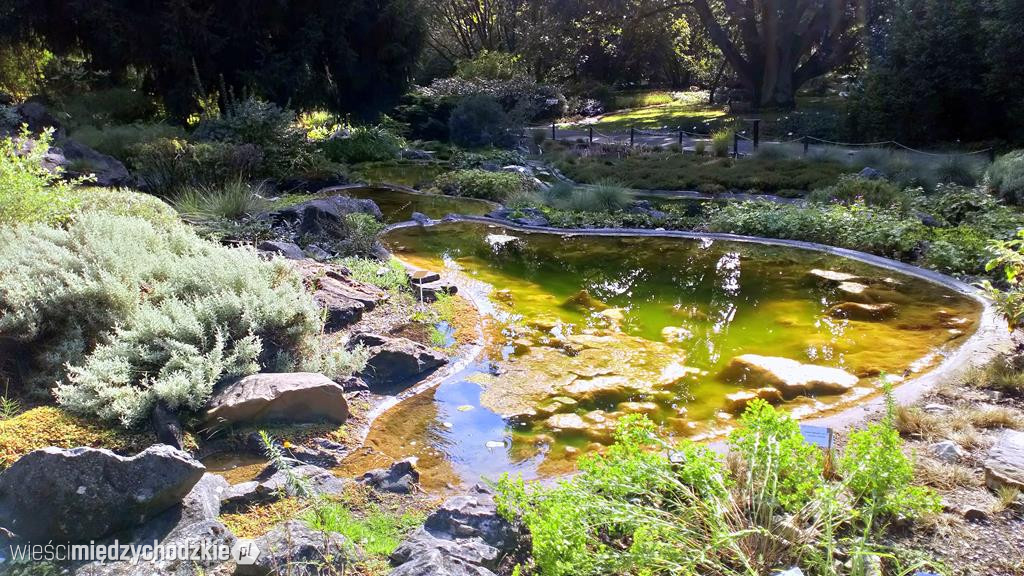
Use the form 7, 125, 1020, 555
688, 0, 871, 108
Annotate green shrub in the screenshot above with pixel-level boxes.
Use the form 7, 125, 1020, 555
173, 179, 269, 221
926, 184, 1002, 225
306, 501, 423, 558
729, 399, 823, 511
448, 94, 515, 148
0, 128, 83, 226
128, 138, 263, 196
322, 125, 404, 164
694, 139, 707, 156
73, 187, 180, 227
0, 213, 322, 425
70, 123, 186, 160
988, 149, 1024, 205
331, 213, 386, 258
981, 229, 1024, 329
193, 97, 312, 179
433, 169, 534, 202
339, 257, 408, 292
711, 128, 732, 158
566, 180, 631, 212
935, 155, 980, 187
450, 148, 526, 169
808, 175, 910, 210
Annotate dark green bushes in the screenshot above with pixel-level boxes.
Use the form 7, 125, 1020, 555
448, 94, 516, 148
988, 150, 1024, 205
128, 138, 263, 196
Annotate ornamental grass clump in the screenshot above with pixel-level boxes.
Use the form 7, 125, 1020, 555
0, 213, 322, 427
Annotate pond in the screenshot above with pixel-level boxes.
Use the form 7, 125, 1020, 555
355, 221, 982, 489
336, 186, 495, 223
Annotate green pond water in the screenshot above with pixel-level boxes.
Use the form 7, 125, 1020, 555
337, 186, 494, 223
357, 222, 981, 489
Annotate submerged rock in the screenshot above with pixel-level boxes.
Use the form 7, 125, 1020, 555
985, 429, 1024, 491
204, 372, 349, 426
809, 269, 861, 283
720, 354, 858, 398
561, 289, 608, 311
0, 445, 204, 543
828, 302, 899, 321
724, 387, 784, 414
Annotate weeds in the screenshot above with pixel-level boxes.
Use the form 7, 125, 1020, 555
173, 178, 269, 221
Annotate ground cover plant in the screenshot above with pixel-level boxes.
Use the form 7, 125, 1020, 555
496, 398, 941, 576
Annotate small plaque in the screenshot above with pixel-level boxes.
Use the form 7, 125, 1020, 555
799, 424, 833, 449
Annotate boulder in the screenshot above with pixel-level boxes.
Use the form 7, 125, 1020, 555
0, 445, 204, 543
352, 333, 447, 388
16, 100, 61, 134
411, 211, 433, 225
291, 260, 387, 331
271, 195, 383, 237
236, 520, 353, 576
828, 302, 898, 321
357, 457, 420, 494
857, 167, 884, 180
720, 354, 858, 398
221, 464, 348, 512
151, 402, 185, 451
416, 280, 459, 302
402, 149, 434, 160
75, 473, 236, 576
929, 440, 966, 464
984, 429, 1024, 491
390, 485, 523, 576
204, 372, 349, 426
724, 387, 784, 414
58, 138, 132, 187
409, 269, 441, 285
258, 240, 305, 260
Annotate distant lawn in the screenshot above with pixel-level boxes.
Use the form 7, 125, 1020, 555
572, 92, 848, 140
546, 143, 852, 195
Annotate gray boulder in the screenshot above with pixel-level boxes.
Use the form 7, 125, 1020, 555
58, 138, 132, 187
929, 440, 965, 464
204, 373, 349, 427
271, 195, 383, 237
351, 333, 447, 388
358, 458, 420, 494
857, 167, 884, 180
985, 429, 1024, 491
389, 485, 523, 576
221, 464, 348, 512
235, 520, 354, 576
291, 260, 387, 331
0, 445, 204, 543
258, 240, 305, 260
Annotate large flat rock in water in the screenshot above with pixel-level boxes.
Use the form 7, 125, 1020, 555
720, 354, 858, 398
204, 372, 348, 426
985, 429, 1024, 491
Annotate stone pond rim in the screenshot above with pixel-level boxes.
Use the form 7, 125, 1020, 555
376, 212, 1009, 442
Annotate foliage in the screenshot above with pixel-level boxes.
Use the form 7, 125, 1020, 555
455, 50, 526, 81
934, 155, 980, 187
448, 94, 516, 148
450, 148, 526, 169
0, 128, 83, 226
128, 138, 263, 196
497, 403, 940, 576
728, 399, 823, 511
549, 181, 631, 212
808, 175, 910, 211
70, 122, 186, 161
2, 1, 426, 120
307, 502, 424, 557
711, 129, 732, 158
0, 213, 321, 426
173, 179, 269, 221
433, 169, 535, 202
73, 187, 181, 227
322, 125, 405, 164
981, 229, 1024, 329
339, 257, 409, 292
194, 97, 312, 179
549, 143, 848, 194
988, 150, 1024, 205
330, 213, 386, 258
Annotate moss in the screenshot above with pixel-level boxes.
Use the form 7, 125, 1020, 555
221, 497, 307, 538
0, 406, 155, 469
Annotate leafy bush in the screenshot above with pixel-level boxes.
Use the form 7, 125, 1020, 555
926, 184, 1002, 225
711, 129, 732, 158
981, 229, 1024, 329
450, 148, 526, 169
448, 94, 516, 148
0, 213, 322, 425
988, 149, 1024, 205
339, 257, 408, 292
455, 50, 527, 81
808, 175, 910, 210
935, 155, 980, 186
705, 200, 928, 260
69, 122, 186, 161
433, 169, 535, 202
173, 179, 269, 221
564, 181, 631, 212
330, 213, 386, 258
128, 138, 263, 196
322, 125, 404, 164
193, 97, 312, 179
73, 187, 180, 227
0, 128, 83, 225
